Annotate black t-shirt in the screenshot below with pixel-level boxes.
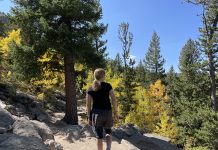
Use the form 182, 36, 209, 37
87, 82, 112, 110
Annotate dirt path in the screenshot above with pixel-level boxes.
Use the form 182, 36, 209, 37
54, 134, 128, 150
51, 112, 130, 150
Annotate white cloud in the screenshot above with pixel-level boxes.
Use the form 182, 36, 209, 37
129, 55, 136, 60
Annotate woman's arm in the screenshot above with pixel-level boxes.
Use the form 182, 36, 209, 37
86, 94, 92, 122
109, 89, 118, 121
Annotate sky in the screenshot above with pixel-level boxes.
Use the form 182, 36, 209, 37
0, 0, 203, 72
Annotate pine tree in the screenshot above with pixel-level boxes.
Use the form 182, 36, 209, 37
187, 0, 218, 111
174, 39, 217, 149
144, 31, 165, 85
11, 0, 107, 124
165, 66, 180, 115
135, 59, 146, 86
109, 53, 123, 75
0, 12, 8, 36
177, 39, 210, 113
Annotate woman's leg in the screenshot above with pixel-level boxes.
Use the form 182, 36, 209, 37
105, 133, 112, 150
97, 139, 103, 150
105, 128, 112, 150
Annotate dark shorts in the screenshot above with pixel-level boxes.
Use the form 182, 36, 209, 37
90, 109, 113, 139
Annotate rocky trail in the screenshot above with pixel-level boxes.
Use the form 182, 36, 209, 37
0, 83, 181, 150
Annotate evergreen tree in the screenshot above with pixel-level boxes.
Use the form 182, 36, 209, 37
174, 39, 217, 149
177, 39, 210, 112
9, 43, 40, 81
117, 23, 137, 119
179, 39, 202, 83
11, 0, 107, 124
135, 59, 146, 86
0, 12, 7, 36
143, 31, 165, 85
165, 66, 180, 114
109, 53, 123, 75
187, 0, 218, 111
85, 31, 108, 70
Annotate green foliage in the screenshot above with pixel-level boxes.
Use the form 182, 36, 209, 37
0, 12, 8, 37
9, 43, 40, 81
135, 59, 146, 86
143, 31, 165, 86
11, 0, 107, 124
109, 53, 123, 75
173, 38, 216, 149
176, 107, 218, 150
187, 0, 218, 111
165, 66, 180, 112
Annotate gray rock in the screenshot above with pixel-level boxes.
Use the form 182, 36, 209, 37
12, 117, 41, 140
53, 90, 65, 101
15, 103, 26, 116
144, 133, 171, 142
121, 139, 140, 150
0, 94, 8, 101
5, 105, 17, 115
57, 125, 83, 142
15, 92, 35, 104
80, 124, 96, 138
44, 139, 63, 150
0, 107, 15, 129
112, 128, 127, 139
0, 127, 7, 134
28, 101, 49, 122
31, 120, 54, 141
128, 134, 162, 150
121, 123, 140, 137
0, 100, 6, 109
112, 124, 141, 139
128, 134, 180, 150
0, 133, 48, 150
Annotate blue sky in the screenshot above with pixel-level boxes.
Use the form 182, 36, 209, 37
0, 0, 203, 72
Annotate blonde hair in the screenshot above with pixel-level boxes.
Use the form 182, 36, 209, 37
92, 68, 105, 91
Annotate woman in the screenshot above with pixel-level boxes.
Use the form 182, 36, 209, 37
86, 68, 118, 150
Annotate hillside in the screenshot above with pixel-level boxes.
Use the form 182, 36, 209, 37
0, 83, 180, 150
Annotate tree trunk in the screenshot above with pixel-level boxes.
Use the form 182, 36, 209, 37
209, 56, 217, 111
63, 51, 78, 124
207, 13, 218, 112
204, 12, 218, 111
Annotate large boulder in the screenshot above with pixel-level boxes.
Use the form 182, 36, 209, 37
28, 101, 49, 122
56, 125, 83, 142
52, 90, 65, 101
80, 124, 96, 138
121, 139, 140, 150
12, 117, 41, 139
44, 139, 63, 150
0, 133, 48, 150
0, 100, 6, 109
5, 103, 26, 117
0, 107, 15, 133
15, 92, 35, 104
128, 134, 180, 150
31, 120, 54, 141
112, 123, 141, 139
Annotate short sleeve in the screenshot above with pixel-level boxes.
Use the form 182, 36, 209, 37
87, 87, 93, 95
107, 83, 112, 91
